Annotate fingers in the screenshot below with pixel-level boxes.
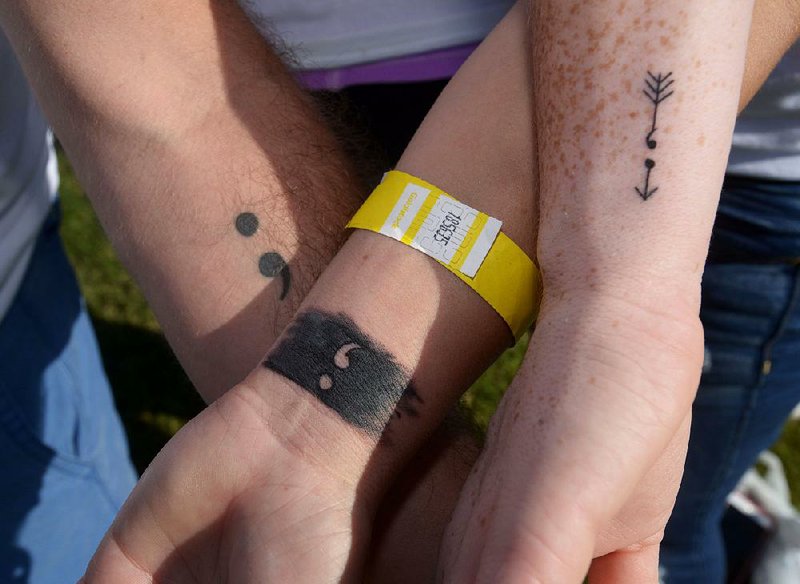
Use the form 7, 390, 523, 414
587, 543, 661, 584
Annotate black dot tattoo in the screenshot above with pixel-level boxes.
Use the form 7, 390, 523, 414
635, 71, 675, 201
235, 212, 292, 300
235, 212, 259, 236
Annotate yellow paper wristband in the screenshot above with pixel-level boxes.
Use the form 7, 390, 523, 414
346, 170, 539, 341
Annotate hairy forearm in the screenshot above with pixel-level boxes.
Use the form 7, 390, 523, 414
230, 2, 535, 502
0, 0, 362, 401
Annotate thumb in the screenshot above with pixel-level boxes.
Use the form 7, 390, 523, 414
81, 533, 155, 584
587, 543, 661, 584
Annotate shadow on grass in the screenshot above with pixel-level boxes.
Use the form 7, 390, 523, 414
89, 315, 205, 474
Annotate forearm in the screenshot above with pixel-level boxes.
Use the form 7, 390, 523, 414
0, 0, 362, 401
227, 2, 535, 501
516, 0, 755, 523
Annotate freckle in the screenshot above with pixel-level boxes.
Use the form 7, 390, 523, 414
698, 134, 706, 146
592, 99, 607, 115
612, 320, 619, 328
628, 111, 639, 119
589, 376, 596, 385
624, 79, 632, 93
610, 92, 619, 102
658, 18, 666, 27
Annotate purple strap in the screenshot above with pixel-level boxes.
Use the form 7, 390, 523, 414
296, 43, 479, 91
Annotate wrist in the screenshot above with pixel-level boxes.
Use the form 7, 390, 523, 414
233, 229, 511, 503
233, 368, 378, 486
539, 260, 704, 325
532, 291, 705, 406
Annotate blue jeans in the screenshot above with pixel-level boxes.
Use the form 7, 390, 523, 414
660, 175, 800, 583
0, 204, 137, 583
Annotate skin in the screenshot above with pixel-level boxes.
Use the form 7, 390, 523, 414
3, 2, 533, 581
440, 1, 760, 583
74, 4, 541, 580
82, 4, 800, 582
2, 0, 799, 582
0, 0, 364, 402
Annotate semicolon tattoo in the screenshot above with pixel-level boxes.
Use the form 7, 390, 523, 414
264, 310, 422, 437
234, 212, 291, 299
635, 71, 675, 201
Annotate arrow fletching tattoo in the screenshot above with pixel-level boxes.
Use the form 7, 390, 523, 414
636, 71, 675, 201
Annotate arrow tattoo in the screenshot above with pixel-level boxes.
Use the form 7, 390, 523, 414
635, 158, 658, 201
635, 72, 675, 201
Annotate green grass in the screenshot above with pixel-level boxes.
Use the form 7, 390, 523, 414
56, 150, 800, 509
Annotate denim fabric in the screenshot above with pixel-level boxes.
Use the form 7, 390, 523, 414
0, 203, 137, 584
661, 175, 800, 583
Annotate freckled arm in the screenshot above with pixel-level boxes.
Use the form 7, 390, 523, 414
443, 0, 757, 580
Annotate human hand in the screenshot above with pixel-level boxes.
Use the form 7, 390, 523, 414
81, 359, 484, 584
81, 369, 380, 584
439, 297, 702, 583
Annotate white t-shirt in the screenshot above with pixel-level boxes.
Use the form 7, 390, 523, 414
0, 29, 58, 322
727, 42, 800, 179
241, 0, 514, 70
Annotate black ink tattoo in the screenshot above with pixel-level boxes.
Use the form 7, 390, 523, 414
259, 252, 291, 300
235, 212, 259, 237
637, 158, 658, 201
264, 310, 421, 437
636, 72, 674, 201
234, 212, 292, 299
643, 71, 674, 150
